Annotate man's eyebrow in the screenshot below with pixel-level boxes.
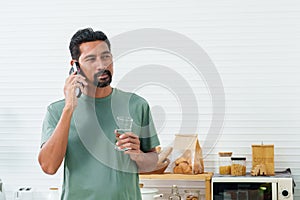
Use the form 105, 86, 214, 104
101, 51, 111, 55
83, 54, 96, 60
83, 51, 111, 60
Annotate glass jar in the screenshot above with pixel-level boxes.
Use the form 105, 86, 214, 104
48, 187, 60, 200
169, 185, 181, 200
218, 152, 232, 175
184, 189, 200, 200
231, 157, 246, 176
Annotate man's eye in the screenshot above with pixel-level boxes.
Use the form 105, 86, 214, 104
87, 58, 96, 62
102, 55, 111, 60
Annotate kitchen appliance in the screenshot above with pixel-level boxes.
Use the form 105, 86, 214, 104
211, 169, 295, 200
0, 179, 6, 200
15, 187, 33, 200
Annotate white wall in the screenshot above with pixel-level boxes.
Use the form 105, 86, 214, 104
0, 0, 299, 199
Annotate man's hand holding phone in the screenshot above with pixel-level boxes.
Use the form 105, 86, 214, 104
64, 63, 87, 110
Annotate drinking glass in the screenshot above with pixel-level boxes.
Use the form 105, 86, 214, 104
115, 116, 133, 151
116, 116, 133, 133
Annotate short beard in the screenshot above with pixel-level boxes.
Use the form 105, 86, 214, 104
93, 70, 112, 88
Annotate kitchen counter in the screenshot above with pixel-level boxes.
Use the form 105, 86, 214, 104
139, 172, 213, 200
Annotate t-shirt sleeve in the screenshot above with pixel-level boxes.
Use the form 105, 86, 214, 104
130, 96, 160, 152
139, 108, 160, 152
40, 106, 59, 146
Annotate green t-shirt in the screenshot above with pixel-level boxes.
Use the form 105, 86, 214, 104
41, 88, 160, 200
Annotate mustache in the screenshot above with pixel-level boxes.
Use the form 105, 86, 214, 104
94, 70, 111, 77
93, 69, 112, 88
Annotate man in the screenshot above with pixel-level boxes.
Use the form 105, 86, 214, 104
38, 28, 160, 199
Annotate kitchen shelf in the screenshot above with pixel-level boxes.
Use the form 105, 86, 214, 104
139, 172, 213, 200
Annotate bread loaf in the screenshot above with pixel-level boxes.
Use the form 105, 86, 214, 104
173, 149, 193, 174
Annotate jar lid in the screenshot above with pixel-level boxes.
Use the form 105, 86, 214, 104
218, 152, 232, 157
184, 189, 200, 193
231, 157, 246, 160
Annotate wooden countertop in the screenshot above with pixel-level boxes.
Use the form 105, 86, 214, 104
139, 172, 213, 181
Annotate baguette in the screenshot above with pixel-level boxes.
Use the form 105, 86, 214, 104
157, 146, 173, 164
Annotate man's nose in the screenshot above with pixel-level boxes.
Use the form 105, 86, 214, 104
95, 58, 106, 70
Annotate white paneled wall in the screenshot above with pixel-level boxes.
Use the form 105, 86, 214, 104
0, 0, 300, 199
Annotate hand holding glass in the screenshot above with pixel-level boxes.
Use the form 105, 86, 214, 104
115, 116, 133, 151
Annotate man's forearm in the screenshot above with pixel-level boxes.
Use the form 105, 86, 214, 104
38, 107, 73, 174
134, 151, 158, 173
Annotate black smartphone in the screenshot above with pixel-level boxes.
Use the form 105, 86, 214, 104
69, 62, 82, 98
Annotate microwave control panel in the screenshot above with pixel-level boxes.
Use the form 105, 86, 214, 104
278, 178, 293, 200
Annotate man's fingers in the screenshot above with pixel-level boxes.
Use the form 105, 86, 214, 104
119, 132, 138, 139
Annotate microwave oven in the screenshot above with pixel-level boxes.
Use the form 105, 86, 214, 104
212, 169, 294, 200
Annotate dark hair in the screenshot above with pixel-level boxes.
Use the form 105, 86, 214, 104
69, 28, 111, 60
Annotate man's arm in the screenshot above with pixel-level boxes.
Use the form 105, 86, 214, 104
130, 148, 158, 173
38, 72, 86, 175
38, 107, 73, 175
115, 132, 158, 172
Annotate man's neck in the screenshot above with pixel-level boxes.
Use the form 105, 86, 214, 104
84, 85, 113, 98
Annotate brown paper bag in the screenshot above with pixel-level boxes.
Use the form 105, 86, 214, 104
171, 134, 204, 174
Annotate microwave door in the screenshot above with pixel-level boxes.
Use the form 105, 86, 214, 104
213, 182, 273, 200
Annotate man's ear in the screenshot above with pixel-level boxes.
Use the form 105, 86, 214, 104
70, 60, 76, 66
